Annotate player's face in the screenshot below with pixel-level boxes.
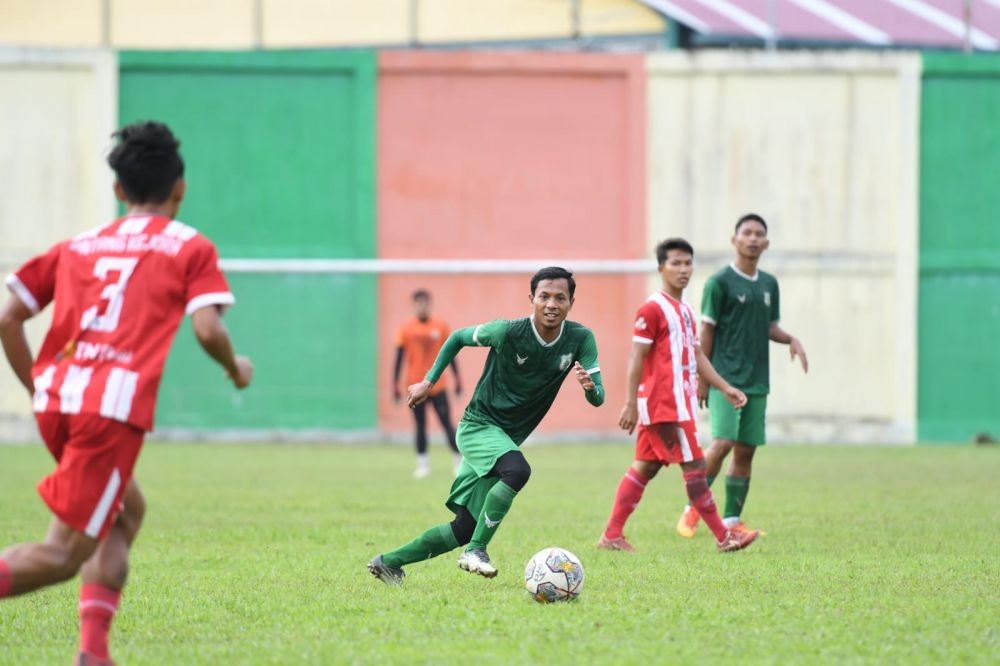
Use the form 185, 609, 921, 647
658, 250, 693, 293
732, 220, 769, 258
413, 297, 431, 321
530, 279, 574, 331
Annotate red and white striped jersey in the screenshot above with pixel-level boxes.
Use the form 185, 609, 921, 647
5, 214, 234, 431
632, 291, 700, 424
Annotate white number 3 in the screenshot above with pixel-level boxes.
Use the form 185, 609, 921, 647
81, 257, 139, 333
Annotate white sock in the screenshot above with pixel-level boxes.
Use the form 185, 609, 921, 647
416, 453, 429, 469
723, 516, 740, 528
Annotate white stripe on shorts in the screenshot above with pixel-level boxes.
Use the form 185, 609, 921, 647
84, 468, 122, 538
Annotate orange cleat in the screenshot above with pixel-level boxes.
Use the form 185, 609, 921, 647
596, 534, 635, 552
717, 527, 759, 553
676, 506, 700, 539
729, 520, 766, 537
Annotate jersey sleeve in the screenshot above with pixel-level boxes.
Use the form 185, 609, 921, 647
701, 276, 724, 326
633, 301, 662, 345
470, 319, 508, 348
394, 324, 407, 347
184, 239, 235, 315
770, 280, 781, 323
577, 328, 601, 375
6, 243, 61, 315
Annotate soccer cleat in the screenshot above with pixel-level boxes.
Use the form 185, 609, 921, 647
596, 534, 635, 552
457, 548, 498, 578
368, 555, 405, 586
729, 520, 766, 537
75, 653, 115, 666
717, 528, 760, 553
676, 506, 700, 539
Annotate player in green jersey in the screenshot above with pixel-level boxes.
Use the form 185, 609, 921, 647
369, 267, 604, 584
677, 214, 808, 539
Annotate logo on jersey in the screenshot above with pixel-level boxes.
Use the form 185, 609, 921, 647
736, 294, 747, 304
516, 353, 528, 365
559, 354, 573, 371
764, 292, 771, 306
635, 316, 647, 330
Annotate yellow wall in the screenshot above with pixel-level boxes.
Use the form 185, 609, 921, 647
647, 51, 921, 442
0, 0, 664, 49
0, 50, 118, 433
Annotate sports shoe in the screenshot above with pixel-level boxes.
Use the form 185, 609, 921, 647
75, 653, 115, 666
596, 534, 635, 552
368, 555, 405, 586
457, 548, 498, 578
412, 465, 431, 479
729, 520, 767, 537
676, 506, 700, 539
717, 528, 760, 553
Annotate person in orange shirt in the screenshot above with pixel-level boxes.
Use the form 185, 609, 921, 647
394, 290, 462, 478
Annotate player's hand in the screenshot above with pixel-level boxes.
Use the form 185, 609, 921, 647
407, 380, 433, 408
723, 385, 747, 409
573, 362, 595, 391
790, 337, 809, 373
618, 403, 639, 435
228, 355, 253, 389
697, 380, 709, 409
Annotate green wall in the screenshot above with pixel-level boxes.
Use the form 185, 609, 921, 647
119, 51, 377, 430
918, 54, 1000, 442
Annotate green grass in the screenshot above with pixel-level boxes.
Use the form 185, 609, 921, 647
1, 442, 997, 665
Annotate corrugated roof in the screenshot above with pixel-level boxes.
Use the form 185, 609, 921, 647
642, 0, 1000, 50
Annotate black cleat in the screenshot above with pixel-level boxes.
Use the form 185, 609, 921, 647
368, 555, 405, 586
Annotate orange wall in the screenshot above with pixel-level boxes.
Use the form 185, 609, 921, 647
377, 51, 646, 438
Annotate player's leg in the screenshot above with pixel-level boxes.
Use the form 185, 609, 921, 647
429, 392, 462, 472
370, 507, 475, 586
677, 387, 738, 537
74, 479, 144, 663
459, 450, 530, 577
723, 395, 767, 533
412, 400, 431, 478
0, 519, 99, 598
599, 427, 662, 551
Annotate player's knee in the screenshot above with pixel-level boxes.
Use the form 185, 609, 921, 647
495, 452, 531, 491
450, 507, 476, 546
632, 460, 660, 479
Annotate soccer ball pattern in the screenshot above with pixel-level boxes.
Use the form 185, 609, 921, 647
524, 547, 585, 603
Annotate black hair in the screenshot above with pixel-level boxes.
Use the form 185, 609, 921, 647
107, 121, 184, 204
412, 289, 430, 301
530, 266, 575, 299
655, 237, 694, 266
735, 213, 768, 234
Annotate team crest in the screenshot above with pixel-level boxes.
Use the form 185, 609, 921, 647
635, 316, 647, 330
763, 292, 771, 306
559, 354, 573, 371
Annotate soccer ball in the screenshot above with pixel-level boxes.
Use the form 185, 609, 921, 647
523, 547, 585, 603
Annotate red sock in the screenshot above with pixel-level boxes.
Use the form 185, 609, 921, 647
0, 559, 10, 598
79, 583, 121, 659
683, 469, 727, 541
604, 468, 649, 539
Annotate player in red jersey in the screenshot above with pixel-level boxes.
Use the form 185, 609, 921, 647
0, 121, 253, 665
597, 238, 758, 554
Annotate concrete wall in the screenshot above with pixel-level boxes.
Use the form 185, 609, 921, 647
646, 51, 922, 443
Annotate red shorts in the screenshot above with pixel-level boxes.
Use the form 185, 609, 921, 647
635, 421, 703, 465
35, 412, 144, 540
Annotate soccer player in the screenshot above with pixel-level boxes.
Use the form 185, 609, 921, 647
369, 267, 604, 583
676, 214, 808, 539
0, 121, 253, 665
598, 238, 759, 553
393, 289, 462, 478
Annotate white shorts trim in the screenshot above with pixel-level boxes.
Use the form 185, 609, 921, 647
84, 468, 122, 538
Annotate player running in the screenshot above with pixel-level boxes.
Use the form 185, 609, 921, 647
597, 238, 758, 553
369, 267, 604, 584
0, 121, 252, 666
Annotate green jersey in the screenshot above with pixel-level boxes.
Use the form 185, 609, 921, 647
429, 317, 601, 445
701, 264, 780, 395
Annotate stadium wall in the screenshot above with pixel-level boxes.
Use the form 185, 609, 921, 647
118, 50, 378, 432
918, 53, 1000, 443
646, 51, 922, 444
376, 51, 648, 440
0, 48, 118, 439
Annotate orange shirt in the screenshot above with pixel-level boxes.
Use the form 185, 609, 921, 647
396, 316, 451, 395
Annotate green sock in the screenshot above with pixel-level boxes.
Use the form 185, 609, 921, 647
724, 475, 751, 520
382, 523, 459, 568
468, 481, 518, 551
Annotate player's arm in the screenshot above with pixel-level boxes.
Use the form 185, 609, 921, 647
618, 340, 650, 435
573, 329, 604, 408
0, 294, 36, 395
697, 322, 716, 408
695, 347, 746, 409
191, 306, 252, 389
450, 357, 462, 395
769, 322, 808, 373
392, 346, 405, 402
698, 276, 723, 408
408, 321, 504, 407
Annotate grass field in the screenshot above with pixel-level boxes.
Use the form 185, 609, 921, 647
1, 441, 997, 665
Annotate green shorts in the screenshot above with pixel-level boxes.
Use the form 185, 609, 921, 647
445, 419, 519, 516
708, 389, 767, 446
